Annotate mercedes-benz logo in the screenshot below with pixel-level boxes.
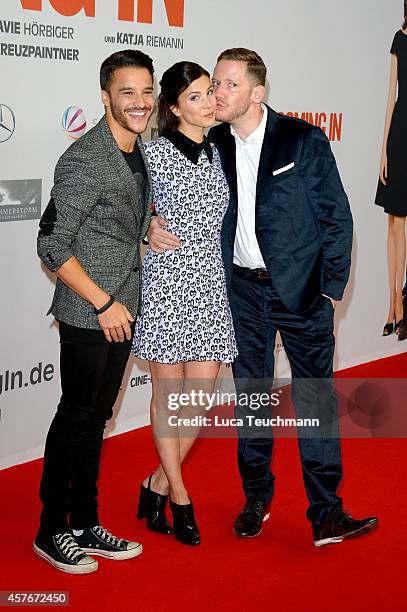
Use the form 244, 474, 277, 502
0, 104, 16, 143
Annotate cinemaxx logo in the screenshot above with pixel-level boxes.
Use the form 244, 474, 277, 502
19, 0, 184, 26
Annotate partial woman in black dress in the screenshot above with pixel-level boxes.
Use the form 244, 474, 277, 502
375, 18, 407, 337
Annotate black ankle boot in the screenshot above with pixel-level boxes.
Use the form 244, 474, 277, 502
136, 475, 173, 535
169, 499, 200, 545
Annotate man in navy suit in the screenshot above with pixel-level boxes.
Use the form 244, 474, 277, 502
148, 48, 377, 547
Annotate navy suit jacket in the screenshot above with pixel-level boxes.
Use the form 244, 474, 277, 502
209, 105, 353, 313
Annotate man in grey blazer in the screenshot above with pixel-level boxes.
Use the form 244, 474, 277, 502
35, 50, 154, 574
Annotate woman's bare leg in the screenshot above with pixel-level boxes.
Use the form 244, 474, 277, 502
393, 215, 406, 324
147, 361, 221, 502
387, 215, 396, 325
144, 361, 186, 501
176, 360, 221, 473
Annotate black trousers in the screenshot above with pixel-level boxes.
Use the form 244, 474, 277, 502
39, 321, 133, 534
230, 270, 343, 525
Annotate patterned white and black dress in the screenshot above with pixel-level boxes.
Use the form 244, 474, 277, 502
132, 129, 237, 364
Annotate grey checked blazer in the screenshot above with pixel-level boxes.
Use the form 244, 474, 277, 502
37, 117, 152, 330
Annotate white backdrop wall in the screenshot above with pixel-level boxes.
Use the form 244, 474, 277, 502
0, 0, 403, 469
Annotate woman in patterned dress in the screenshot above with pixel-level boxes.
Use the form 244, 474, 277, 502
132, 62, 237, 545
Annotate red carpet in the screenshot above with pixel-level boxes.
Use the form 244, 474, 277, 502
0, 354, 406, 611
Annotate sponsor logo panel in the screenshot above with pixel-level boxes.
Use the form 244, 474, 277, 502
62, 106, 86, 140
0, 104, 16, 143
0, 179, 41, 222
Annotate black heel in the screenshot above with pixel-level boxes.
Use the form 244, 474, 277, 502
169, 499, 200, 546
382, 322, 394, 336
136, 476, 172, 535
395, 319, 403, 334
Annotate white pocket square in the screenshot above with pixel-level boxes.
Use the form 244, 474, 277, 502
272, 162, 295, 176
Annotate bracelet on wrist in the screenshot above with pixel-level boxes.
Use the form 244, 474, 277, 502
94, 295, 115, 315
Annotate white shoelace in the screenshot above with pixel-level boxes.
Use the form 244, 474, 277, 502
93, 526, 123, 547
55, 533, 84, 561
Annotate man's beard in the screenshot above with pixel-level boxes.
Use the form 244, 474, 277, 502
215, 98, 251, 123
110, 99, 151, 134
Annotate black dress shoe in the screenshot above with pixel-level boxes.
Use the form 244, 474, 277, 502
313, 507, 378, 547
169, 499, 200, 545
233, 500, 270, 538
136, 475, 173, 535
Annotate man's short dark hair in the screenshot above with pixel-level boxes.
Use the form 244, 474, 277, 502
100, 49, 154, 91
217, 48, 266, 86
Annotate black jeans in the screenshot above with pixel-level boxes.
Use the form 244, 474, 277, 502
230, 271, 343, 525
38, 321, 133, 534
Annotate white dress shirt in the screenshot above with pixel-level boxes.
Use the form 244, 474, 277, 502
231, 104, 267, 269
230, 105, 334, 303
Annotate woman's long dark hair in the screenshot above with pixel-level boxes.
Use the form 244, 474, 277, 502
403, 0, 407, 29
157, 61, 210, 135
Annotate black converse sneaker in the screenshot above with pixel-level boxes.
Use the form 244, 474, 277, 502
33, 531, 98, 574
72, 526, 143, 560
